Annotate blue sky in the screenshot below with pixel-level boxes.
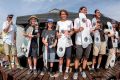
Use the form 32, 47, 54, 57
0, 0, 120, 28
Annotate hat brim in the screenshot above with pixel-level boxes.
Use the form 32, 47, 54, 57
28, 16, 39, 22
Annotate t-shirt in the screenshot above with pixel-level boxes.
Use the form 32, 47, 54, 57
74, 18, 92, 45
41, 29, 56, 53
56, 20, 73, 47
2, 21, 17, 45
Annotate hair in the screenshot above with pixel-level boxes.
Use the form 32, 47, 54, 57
94, 9, 99, 13
79, 6, 87, 12
59, 9, 69, 16
45, 22, 55, 30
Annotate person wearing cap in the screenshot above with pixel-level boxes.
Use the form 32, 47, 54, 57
41, 19, 57, 77
90, 9, 107, 72
105, 20, 119, 69
2, 14, 21, 69
23, 15, 40, 74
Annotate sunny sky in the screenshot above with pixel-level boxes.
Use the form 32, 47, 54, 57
0, 0, 120, 28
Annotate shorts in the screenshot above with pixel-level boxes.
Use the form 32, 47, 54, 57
3, 43, 17, 56
28, 41, 38, 58
93, 42, 106, 56
64, 46, 72, 59
48, 53, 55, 62
75, 44, 91, 59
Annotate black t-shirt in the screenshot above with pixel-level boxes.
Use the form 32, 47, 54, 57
31, 28, 40, 43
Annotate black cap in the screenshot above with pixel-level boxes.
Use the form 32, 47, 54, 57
8, 14, 14, 18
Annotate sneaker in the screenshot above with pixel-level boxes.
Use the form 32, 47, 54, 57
33, 69, 37, 74
27, 69, 32, 74
73, 72, 78, 80
81, 71, 87, 78
50, 72, 54, 77
17, 65, 23, 69
54, 72, 62, 77
64, 72, 69, 79
40, 71, 45, 75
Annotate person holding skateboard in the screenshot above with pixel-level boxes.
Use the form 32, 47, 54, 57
73, 6, 92, 79
91, 9, 107, 72
56, 10, 74, 79
105, 20, 119, 69
2, 14, 21, 69
23, 16, 40, 74
41, 19, 57, 77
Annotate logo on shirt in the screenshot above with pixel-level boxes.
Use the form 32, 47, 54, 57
84, 37, 88, 42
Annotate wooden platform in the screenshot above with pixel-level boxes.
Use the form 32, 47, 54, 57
0, 54, 120, 80
0, 62, 120, 80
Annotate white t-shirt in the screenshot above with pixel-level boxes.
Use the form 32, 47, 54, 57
74, 18, 92, 45
92, 18, 101, 44
56, 20, 73, 47
2, 21, 17, 45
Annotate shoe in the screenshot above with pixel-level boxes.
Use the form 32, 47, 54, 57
81, 71, 87, 78
40, 71, 45, 75
54, 72, 62, 77
17, 65, 23, 69
27, 69, 32, 74
96, 68, 100, 72
64, 72, 69, 79
33, 69, 37, 74
50, 72, 54, 77
73, 72, 78, 80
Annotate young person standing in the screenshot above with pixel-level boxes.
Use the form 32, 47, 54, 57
41, 19, 57, 77
73, 7, 92, 79
2, 14, 21, 69
23, 16, 40, 74
56, 10, 74, 79
91, 9, 106, 72
105, 20, 119, 69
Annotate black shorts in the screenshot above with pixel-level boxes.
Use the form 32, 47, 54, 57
28, 41, 38, 58
64, 46, 72, 59
75, 44, 92, 59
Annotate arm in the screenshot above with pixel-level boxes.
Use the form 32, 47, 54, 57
42, 37, 48, 46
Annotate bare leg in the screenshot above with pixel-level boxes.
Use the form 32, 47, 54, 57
28, 57, 32, 69
82, 57, 87, 70
92, 56, 96, 69
33, 57, 37, 70
59, 57, 63, 72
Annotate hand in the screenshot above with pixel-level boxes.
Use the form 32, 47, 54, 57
8, 21, 13, 25
79, 27, 84, 32
28, 34, 33, 39
64, 31, 69, 36
45, 43, 48, 47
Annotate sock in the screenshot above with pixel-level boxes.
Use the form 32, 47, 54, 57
29, 66, 32, 70
92, 65, 94, 69
59, 65, 62, 72
65, 67, 69, 73
97, 64, 100, 69
34, 66, 36, 70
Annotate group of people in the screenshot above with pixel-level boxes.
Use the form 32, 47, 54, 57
1, 6, 120, 79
